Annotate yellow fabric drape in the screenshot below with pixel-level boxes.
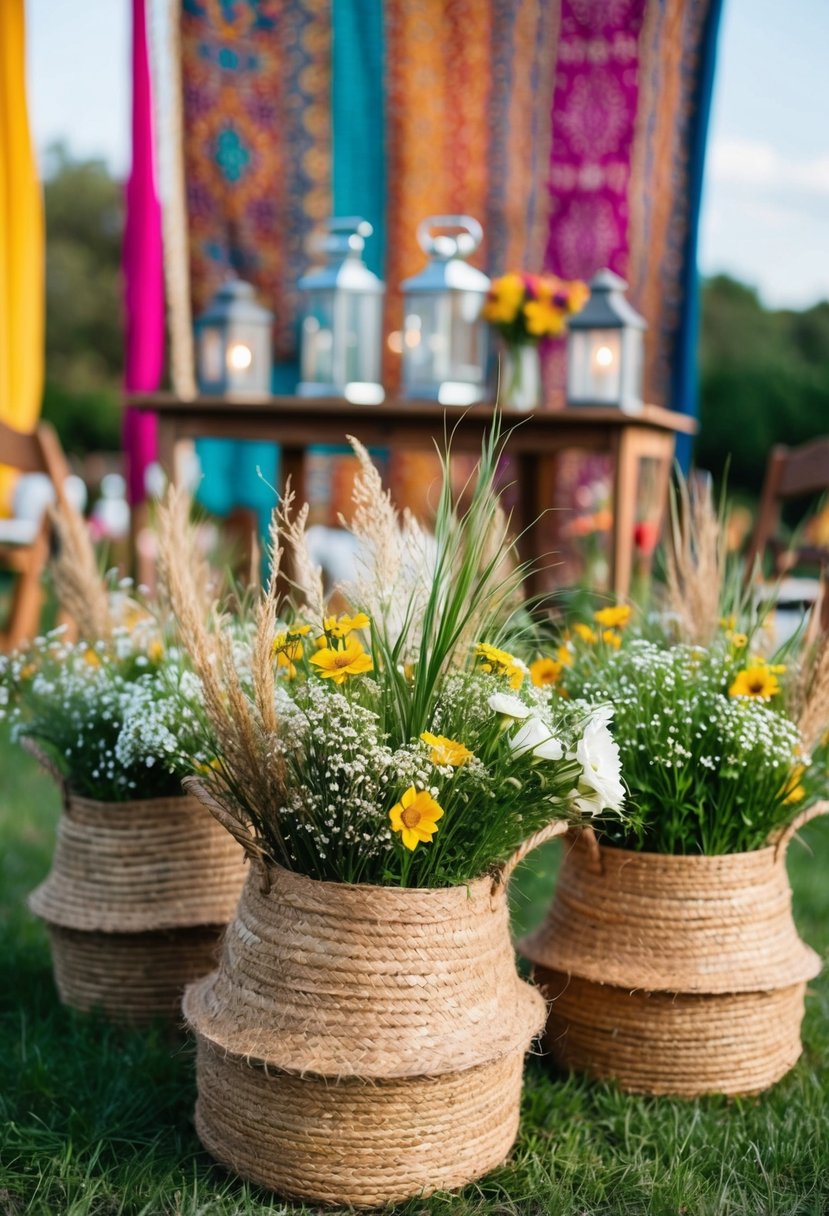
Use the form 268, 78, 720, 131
0, 0, 44, 513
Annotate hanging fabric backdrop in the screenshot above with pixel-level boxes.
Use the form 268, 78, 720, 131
172, 0, 721, 518
0, 0, 44, 513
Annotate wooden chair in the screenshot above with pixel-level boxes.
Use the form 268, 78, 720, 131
745, 437, 829, 633
0, 419, 72, 651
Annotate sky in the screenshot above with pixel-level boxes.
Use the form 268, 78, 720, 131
24, 0, 829, 311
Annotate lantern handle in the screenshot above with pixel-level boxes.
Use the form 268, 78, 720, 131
417, 215, 483, 260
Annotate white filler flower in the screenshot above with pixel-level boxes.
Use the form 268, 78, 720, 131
488, 692, 531, 719
509, 716, 564, 761
572, 705, 625, 815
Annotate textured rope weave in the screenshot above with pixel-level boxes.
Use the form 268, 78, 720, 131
183, 842, 553, 1206
536, 968, 808, 1097
521, 827, 823, 994
184, 861, 545, 1079
28, 793, 246, 933
194, 1037, 525, 1208
47, 923, 223, 1023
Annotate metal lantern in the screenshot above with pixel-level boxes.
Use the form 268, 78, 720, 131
194, 279, 273, 398
566, 269, 647, 413
401, 215, 490, 405
297, 217, 385, 404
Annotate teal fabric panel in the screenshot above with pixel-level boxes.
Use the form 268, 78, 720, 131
332, 0, 386, 276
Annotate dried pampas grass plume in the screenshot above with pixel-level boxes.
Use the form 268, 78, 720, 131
663, 475, 726, 647
277, 486, 324, 623
156, 487, 287, 867
48, 499, 113, 642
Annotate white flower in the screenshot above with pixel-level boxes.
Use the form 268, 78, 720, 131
572, 706, 625, 815
510, 716, 564, 761
488, 692, 531, 719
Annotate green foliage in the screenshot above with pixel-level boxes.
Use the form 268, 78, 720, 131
2, 731, 829, 1215
696, 275, 829, 496
41, 143, 124, 456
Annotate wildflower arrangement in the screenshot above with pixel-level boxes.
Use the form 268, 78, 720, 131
0, 504, 213, 801
162, 422, 627, 887
482, 272, 588, 344
530, 479, 829, 854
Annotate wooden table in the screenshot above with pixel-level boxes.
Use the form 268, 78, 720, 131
128, 394, 696, 598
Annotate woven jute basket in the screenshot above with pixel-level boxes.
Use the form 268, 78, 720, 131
182, 779, 562, 1208
521, 802, 829, 1098
26, 742, 246, 1023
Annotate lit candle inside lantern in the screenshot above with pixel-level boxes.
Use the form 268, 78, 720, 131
594, 344, 615, 370
227, 342, 253, 372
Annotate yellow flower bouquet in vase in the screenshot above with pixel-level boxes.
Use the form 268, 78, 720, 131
160, 420, 628, 1208
483, 272, 588, 411
521, 479, 829, 1098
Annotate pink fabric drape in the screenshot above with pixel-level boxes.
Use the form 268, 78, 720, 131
122, 0, 163, 505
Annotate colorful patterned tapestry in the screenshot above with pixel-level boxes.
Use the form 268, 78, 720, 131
174, 0, 721, 519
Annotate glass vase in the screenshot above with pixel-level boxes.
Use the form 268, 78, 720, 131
500, 343, 541, 411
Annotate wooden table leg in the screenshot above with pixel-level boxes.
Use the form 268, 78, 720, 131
610, 428, 639, 600
156, 415, 178, 484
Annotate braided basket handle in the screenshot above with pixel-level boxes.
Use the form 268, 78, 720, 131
497, 819, 570, 889
771, 799, 829, 862
21, 735, 70, 811
183, 775, 264, 867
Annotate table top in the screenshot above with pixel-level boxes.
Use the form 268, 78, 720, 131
128, 393, 697, 440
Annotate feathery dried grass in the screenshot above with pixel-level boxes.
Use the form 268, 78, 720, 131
277, 487, 324, 622
796, 623, 829, 754
156, 488, 287, 866
48, 500, 113, 641
663, 475, 726, 647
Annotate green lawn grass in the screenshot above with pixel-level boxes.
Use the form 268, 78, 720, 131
2, 729, 828, 1216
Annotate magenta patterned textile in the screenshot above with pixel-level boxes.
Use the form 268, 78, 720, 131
122, 0, 164, 506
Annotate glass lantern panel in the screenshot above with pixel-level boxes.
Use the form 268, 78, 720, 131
568, 328, 622, 405
621, 327, 644, 411
198, 326, 224, 388
225, 322, 271, 395
402, 295, 444, 393
333, 291, 383, 387
448, 291, 487, 385
300, 289, 337, 386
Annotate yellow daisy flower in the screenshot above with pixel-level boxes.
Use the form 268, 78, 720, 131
523, 297, 566, 338
573, 623, 598, 645
557, 644, 574, 668
781, 764, 807, 805
389, 787, 444, 851
602, 629, 622, 649
729, 664, 780, 700
147, 639, 165, 662
593, 604, 632, 629
310, 637, 374, 684
420, 731, 474, 767
83, 648, 101, 668
530, 657, 563, 687
323, 612, 371, 639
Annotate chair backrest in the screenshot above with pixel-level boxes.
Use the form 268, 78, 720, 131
745, 437, 829, 576
0, 418, 72, 510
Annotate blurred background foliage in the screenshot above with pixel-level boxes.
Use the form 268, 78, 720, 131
41, 143, 123, 456
39, 147, 829, 500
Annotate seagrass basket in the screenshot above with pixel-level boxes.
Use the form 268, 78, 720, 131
26, 746, 246, 1023
183, 779, 562, 1209
521, 803, 829, 1098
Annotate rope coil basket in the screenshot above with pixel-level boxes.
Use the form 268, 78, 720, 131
183, 779, 561, 1209
520, 803, 829, 1097
26, 742, 246, 1023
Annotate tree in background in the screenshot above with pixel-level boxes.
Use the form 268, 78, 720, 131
41, 143, 123, 455
696, 275, 829, 496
